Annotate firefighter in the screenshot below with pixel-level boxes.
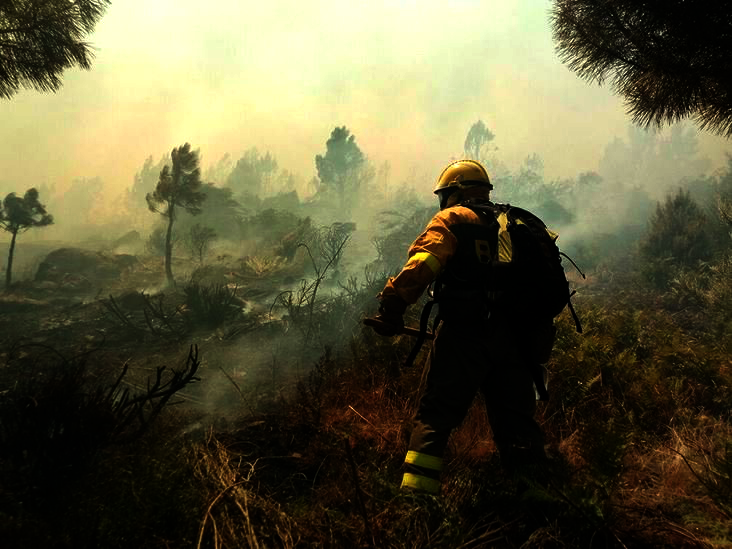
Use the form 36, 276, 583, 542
374, 159, 550, 495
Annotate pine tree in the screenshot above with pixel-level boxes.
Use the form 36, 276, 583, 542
0, 0, 110, 99
0, 188, 54, 288
551, 0, 732, 136
146, 143, 206, 286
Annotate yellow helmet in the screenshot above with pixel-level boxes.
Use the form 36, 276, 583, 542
433, 159, 493, 194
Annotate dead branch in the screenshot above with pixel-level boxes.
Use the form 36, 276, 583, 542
219, 366, 256, 416
112, 344, 202, 441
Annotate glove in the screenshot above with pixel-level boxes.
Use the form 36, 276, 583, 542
373, 293, 407, 337
372, 313, 404, 337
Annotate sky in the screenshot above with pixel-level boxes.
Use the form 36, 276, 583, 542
0, 0, 729, 200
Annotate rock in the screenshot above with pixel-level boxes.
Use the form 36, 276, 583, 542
110, 230, 144, 254
35, 247, 138, 289
59, 273, 93, 292
112, 290, 150, 310
0, 295, 51, 313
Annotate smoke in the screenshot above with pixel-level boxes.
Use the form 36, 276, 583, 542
0, 0, 728, 208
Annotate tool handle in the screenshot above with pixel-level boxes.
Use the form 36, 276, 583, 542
362, 317, 434, 340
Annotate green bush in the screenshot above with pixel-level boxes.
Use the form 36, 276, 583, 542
640, 188, 716, 288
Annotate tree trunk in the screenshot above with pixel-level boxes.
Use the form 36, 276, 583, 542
337, 175, 349, 218
5, 228, 18, 290
164, 204, 175, 286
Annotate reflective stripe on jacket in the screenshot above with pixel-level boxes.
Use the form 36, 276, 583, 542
379, 205, 485, 305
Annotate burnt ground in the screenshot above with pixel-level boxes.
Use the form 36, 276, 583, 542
0, 247, 318, 422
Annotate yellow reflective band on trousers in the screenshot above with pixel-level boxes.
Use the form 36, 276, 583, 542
401, 472, 441, 494
497, 212, 513, 263
406, 252, 441, 274
405, 450, 444, 471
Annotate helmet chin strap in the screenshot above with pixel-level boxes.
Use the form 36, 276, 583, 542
438, 188, 458, 209
444, 190, 463, 209
439, 184, 491, 209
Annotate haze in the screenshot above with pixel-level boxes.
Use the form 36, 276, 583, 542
0, 0, 729, 204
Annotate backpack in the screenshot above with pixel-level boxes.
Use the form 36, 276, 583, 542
403, 201, 583, 370
464, 201, 583, 330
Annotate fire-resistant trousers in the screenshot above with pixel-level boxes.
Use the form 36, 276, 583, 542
401, 316, 546, 494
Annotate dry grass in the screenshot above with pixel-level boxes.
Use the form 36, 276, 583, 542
194, 433, 297, 549
2, 234, 732, 548
241, 255, 288, 277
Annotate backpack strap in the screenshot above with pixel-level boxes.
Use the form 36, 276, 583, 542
560, 251, 586, 279
567, 290, 583, 333
530, 364, 550, 401
461, 199, 508, 221
560, 251, 585, 333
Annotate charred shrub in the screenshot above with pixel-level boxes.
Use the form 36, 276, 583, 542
183, 223, 217, 264
242, 208, 303, 246
102, 291, 188, 339
296, 346, 338, 427
144, 225, 174, 257
0, 346, 200, 522
681, 433, 732, 520
183, 280, 242, 328
318, 221, 356, 275
0, 355, 117, 509
370, 206, 436, 273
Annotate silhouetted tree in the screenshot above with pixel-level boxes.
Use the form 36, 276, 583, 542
226, 148, 278, 200
598, 124, 711, 192
57, 176, 104, 225
0, 0, 110, 99
174, 184, 246, 240
714, 156, 732, 241
306, 176, 320, 199
145, 226, 178, 257
641, 188, 714, 287
128, 155, 169, 222
720, 196, 732, 236
185, 224, 217, 264
146, 143, 206, 286
522, 153, 544, 178
492, 153, 549, 208
274, 170, 299, 195
203, 153, 233, 185
551, 0, 732, 136
0, 188, 53, 288
315, 126, 373, 216
463, 120, 495, 162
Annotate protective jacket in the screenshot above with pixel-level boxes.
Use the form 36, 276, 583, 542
380, 204, 485, 307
